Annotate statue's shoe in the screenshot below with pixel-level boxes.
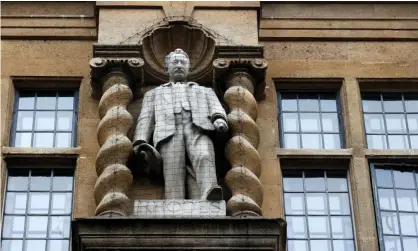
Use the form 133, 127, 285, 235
203, 186, 223, 201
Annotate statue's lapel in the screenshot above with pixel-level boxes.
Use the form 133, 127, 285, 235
162, 83, 174, 109
188, 84, 197, 108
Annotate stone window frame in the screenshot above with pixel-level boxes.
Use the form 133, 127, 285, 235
282, 167, 356, 251
370, 162, 418, 251
1, 164, 75, 251
8, 77, 81, 149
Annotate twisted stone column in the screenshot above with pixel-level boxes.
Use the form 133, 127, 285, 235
90, 56, 143, 216
213, 58, 267, 216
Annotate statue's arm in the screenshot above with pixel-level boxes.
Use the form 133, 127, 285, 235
133, 89, 155, 146
206, 87, 227, 122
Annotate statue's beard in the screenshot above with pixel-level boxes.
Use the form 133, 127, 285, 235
170, 71, 187, 81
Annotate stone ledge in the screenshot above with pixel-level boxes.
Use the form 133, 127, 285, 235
2, 146, 80, 158
277, 148, 353, 159
365, 149, 418, 159
72, 217, 286, 251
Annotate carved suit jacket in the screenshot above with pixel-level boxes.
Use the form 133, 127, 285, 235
133, 82, 227, 148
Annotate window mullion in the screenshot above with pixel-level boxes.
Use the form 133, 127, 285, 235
401, 94, 412, 149
296, 94, 303, 148
318, 94, 325, 149
380, 94, 390, 149
31, 92, 38, 147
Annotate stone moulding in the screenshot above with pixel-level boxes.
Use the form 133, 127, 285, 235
72, 217, 287, 251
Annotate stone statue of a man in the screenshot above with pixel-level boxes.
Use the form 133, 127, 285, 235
133, 48, 228, 200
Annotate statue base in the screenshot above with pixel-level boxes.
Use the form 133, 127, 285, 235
133, 200, 226, 217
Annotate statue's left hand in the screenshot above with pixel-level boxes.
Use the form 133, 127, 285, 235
213, 118, 229, 132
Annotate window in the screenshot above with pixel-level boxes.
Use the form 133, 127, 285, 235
371, 164, 418, 251
1, 169, 73, 251
12, 90, 78, 148
362, 93, 418, 149
278, 92, 343, 149
283, 170, 355, 251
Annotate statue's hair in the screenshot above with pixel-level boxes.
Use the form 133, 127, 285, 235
165, 48, 190, 70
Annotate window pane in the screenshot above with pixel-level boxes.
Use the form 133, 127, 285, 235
397, 189, 418, 212
30, 170, 51, 191
284, 133, 300, 148
281, 93, 297, 112
283, 113, 299, 132
405, 95, 418, 113
25, 240, 46, 251
306, 193, 327, 215
51, 193, 72, 214
367, 135, 387, 149
384, 236, 402, 251
287, 216, 307, 238
383, 94, 404, 113
301, 134, 322, 149
305, 171, 325, 191
310, 240, 331, 251
403, 237, 418, 251
5, 192, 27, 214
299, 95, 319, 111
26, 216, 48, 238
300, 113, 321, 132
3, 216, 25, 238
323, 134, 341, 149
376, 169, 393, 188
362, 94, 382, 112
381, 211, 399, 235
56, 133, 72, 148
18, 94, 35, 110
17, 111, 34, 130
283, 172, 303, 192
378, 189, 396, 211
320, 95, 337, 112
408, 114, 418, 133
285, 193, 305, 215
28, 192, 50, 214
53, 176, 73, 191
2, 240, 23, 251
364, 114, 385, 133
327, 173, 348, 192
287, 240, 308, 251
48, 240, 69, 251
15, 133, 32, 147
412, 136, 418, 149
35, 111, 55, 131
49, 216, 70, 238
58, 95, 74, 110
399, 213, 418, 236
8, 175, 29, 191
329, 193, 350, 215
57, 111, 73, 131
308, 216, 330, 238
333, 240, 354, 251
321, 113, 339, 132
394, 170, 415, 189
33, 133, 54, 148
388, 135, 409, 150
36, 94, 56, 110
331, 216, 353, 238
386, 114, 407, 134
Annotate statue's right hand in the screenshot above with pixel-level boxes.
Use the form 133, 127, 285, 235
133, 144, 148, 163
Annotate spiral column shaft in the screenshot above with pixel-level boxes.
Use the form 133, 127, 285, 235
224, 72, 263, 216
94, 72, 134, 216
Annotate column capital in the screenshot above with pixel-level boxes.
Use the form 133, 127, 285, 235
213, 58, 268, 100
89, 44, 144, 99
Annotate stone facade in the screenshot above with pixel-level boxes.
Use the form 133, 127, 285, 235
1, 2, 418, 251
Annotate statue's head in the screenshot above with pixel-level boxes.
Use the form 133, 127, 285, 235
165, 48, 190, 82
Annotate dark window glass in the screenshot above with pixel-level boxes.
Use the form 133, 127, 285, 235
362, 93, 418, 149
11, 90, 77, 148
278, 92, 343, 149
372, 165, 418, 251
1, 169, 73, 251
284, 170, 354, 251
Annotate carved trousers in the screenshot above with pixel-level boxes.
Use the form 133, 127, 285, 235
158, 110, 218, 199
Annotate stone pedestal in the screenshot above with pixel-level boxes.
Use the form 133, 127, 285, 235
134, 200, 226, 217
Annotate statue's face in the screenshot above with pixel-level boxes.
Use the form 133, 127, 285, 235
166, 53, 190, 81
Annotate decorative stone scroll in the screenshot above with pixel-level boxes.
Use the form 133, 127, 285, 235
213, 58, 268, 216
90, 47, 144, 216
